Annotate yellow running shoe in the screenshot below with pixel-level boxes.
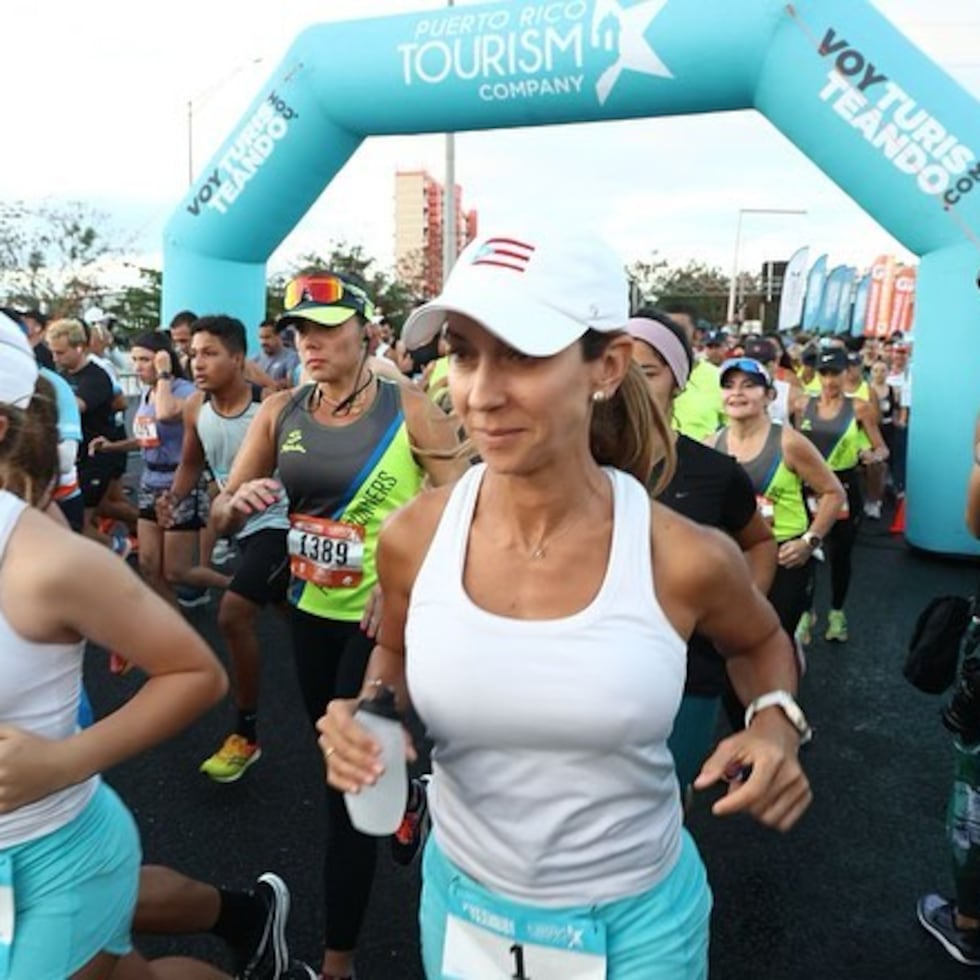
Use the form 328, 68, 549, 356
825, 609, 849, 643
795, 610, 815, 647
200, 733, 262, 783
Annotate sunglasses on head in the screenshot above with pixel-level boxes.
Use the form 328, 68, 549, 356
721, 357, 769, 384
283, 274, 369, 316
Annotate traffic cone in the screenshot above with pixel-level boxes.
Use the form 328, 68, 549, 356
890, 496, 906, 534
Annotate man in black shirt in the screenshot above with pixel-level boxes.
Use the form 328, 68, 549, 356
47, 318, 133, 543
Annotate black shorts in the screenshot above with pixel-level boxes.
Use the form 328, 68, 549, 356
56, 494, 85, 533
138, 485, 209, 532
229, 528, 289, 607
79, 456, 120, 509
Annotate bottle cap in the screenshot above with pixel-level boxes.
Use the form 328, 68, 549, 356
357, 684, 400, 721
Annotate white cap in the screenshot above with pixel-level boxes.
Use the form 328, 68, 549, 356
83, 306, 106, 326
401, 228, 629, 356
0, 312, 38, 408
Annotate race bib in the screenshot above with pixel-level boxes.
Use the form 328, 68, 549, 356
756, 494, 775, 525
806, 494, 849, 521
288, 514, 365, 588
442, 880, 606, 980
133, 413, 160, 449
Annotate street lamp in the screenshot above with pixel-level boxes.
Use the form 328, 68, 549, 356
186, 57, 264, 187
726, 208, 808, 324
443, 0, 457, 285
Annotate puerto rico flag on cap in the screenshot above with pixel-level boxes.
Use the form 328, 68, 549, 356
471, 237, 536, 274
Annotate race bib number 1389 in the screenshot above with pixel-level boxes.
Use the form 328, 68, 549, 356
288, 514, 365, 589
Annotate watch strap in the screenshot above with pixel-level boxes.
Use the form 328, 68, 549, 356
744, 690, 813, 744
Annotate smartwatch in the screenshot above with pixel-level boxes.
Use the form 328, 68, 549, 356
158, 371, 173, 380
744, 690, 813, 744
801, 530, 822, 551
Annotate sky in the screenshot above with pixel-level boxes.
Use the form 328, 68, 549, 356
1, 0, 978, 284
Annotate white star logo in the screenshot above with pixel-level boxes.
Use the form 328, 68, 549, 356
591, 0, 673, 106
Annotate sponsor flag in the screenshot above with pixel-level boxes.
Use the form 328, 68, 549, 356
889, 266, 917, 337
833, 266, 857, 335
777, 246, 809, 332
801, 254, 828, 332
851, 272, 871, 336
817, 265, 848, 334
864, 254, 896, 337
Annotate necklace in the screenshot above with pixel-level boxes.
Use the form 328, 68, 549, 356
528, 511, 589, 560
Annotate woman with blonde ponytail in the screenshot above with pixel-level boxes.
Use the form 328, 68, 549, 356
319, 229, 811, 980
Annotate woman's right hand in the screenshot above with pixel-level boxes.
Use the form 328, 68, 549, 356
229, 478, 283, 517
317, 698, 382, 793
88, 436, 110, 456
317, 697, 417, 793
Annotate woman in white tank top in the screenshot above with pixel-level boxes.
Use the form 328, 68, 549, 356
319, 229, 813, 979
0, 316, 231, 979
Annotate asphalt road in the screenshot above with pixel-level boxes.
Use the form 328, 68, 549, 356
86, 508, 978, 980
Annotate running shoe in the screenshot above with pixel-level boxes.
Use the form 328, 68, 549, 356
212, 538, 235, 566
863, 500, 882, 520
795, 610, 815, 647
917, 893, 980, 966
176, 585, 211, 608
236, 872, 290, 980
200, 733, 262, 783
391, 775, 431, 866
825, 609, 848, 643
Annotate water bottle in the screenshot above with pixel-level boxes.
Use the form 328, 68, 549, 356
344, 686, 408, 836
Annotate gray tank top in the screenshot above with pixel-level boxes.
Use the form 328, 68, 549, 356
197, 394, 289, 536
715, 424, 782, 494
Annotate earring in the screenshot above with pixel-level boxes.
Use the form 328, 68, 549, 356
591, 391, 606, 403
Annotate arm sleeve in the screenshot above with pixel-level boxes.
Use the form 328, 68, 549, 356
722, 459, 759, 533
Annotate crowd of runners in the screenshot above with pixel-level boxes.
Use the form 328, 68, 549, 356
0, 224, 951, 980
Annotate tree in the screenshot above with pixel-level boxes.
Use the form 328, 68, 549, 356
270, 241, 426, 332
103, 267, 163, 335
627, 253, 761, 326
0, 200, 123, 315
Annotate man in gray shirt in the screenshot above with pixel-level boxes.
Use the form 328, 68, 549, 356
251, 320, 299, 388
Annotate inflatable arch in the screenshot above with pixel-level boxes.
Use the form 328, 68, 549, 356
162, 0, 980, 556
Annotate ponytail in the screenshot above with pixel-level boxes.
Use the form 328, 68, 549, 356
0, 375, 59, 507
582, 331, 676, 493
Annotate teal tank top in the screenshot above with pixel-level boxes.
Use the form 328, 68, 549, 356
197, 391, 289, 537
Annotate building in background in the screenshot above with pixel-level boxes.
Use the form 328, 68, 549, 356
394, 170, 477, 299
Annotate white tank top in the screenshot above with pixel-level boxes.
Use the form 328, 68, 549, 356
770, 378, 791, 425
407, 465, 687, 907
0, 491, 97, 848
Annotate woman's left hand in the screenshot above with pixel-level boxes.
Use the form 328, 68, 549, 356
693, 714, 812, 831
0, 725, 71, 813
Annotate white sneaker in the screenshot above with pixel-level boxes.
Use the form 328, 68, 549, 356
211, 538, 235, 566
